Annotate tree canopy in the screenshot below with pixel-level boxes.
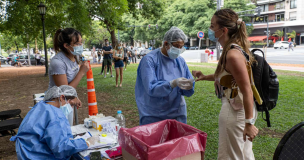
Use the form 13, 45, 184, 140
0, 0, 258, 52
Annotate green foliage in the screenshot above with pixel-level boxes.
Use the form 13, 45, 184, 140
120, 0, 216, 44
224, 0, 256, 35
0, 0, 92, 44
224, 0, 255, 12
287, 30, 296, 39
273, 30, 284, 39
0, 33, 24, 52
87, 0, 164, 47
83, 21, 110, 49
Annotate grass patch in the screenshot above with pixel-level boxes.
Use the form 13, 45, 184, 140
78, 63, 304, 160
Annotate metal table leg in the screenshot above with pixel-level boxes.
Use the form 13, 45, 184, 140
74, 106, 78, 125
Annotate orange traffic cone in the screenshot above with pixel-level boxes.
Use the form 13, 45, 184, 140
87, 61, 98, 116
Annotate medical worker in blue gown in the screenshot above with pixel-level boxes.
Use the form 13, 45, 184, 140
10, 85, 99, 160
135, 26, 195, 125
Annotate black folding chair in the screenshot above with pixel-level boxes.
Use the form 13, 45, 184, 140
0, 118, 23, 137
0, 109, 21, 121
273, 122, 304, 160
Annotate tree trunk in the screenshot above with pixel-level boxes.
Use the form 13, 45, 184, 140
15, 41, 19, 53
27, 43, 31, 65
130, 37, 134, 47
110, 30, 117, 48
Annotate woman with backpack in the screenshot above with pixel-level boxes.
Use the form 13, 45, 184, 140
192, 9, 259, 160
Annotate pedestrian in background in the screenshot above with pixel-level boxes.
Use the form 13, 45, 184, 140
49, 28, 90, 90
91, 50, 97, 64
97, 49, 102, 64
14, 54, 22, 67
210, 49, 214, 60
99, 39, 113, 78
123, 45, 129, 70
35, 52, 42, 65
205, 47, 210, 57
288, 41, 294, 52
130, 46, 137, 64
113, 44, 124, 87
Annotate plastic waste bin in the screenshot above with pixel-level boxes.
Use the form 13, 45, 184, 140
118, 119, 207, 160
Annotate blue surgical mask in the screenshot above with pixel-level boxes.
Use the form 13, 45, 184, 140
167, 45, 185, 59
208, 28, 223, 42
59, 99, 73, 118
70, 45, 83, 56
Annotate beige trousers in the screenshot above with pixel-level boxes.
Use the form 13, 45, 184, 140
218, 98, 258, 160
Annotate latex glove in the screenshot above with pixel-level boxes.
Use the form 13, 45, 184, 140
170, 78, 194, 90
86, 135, 100, 147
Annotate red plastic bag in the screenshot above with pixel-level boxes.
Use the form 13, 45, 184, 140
118, 120, 207, 160
105, 146, 122, 158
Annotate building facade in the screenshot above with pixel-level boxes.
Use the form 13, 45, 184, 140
250, 0, 304, 45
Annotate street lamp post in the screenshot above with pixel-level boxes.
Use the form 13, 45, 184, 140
38, 3, 48, 76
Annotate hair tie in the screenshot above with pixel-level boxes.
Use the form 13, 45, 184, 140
237, 19, 243, 25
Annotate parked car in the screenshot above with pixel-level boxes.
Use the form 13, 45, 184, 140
6, 53, 17, 65
189, 46, 199, 50
184, 45, 189, 50
137, 49, 151, 59
208, 45, 223, 51
274, 41, 292, 49
0, 55, 7, 64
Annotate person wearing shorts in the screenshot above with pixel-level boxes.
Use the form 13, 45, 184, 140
123, 45, 128, 70
113, 44, 124, 87
97, 50, 101, 64
100, 39, 113, 78
130, 46, 136, 64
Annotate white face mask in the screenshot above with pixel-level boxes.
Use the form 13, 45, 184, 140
167, 44, 185, 59
59, 98, 73, 118
69, 45, 83, 56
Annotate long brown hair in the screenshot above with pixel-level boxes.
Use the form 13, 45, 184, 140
214, 9, 255, 77
53, 28, 82, 55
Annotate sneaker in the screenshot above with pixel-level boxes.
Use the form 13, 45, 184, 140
98, 72, 103, 75
107, 72, 109, 74
110, 75, 114, 78
124, 69, 126, 70
104, 75, 106, 78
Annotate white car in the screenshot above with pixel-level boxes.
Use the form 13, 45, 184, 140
274, 41, 293, 49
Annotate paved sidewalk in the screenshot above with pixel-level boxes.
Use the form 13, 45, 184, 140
270, 66, 304, 72
207, 61, 304, 72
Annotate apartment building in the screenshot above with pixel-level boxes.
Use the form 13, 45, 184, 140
250, 0, 304, 45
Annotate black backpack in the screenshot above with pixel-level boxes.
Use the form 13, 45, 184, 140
232, 46, 279, 127
250, 49, 279, 127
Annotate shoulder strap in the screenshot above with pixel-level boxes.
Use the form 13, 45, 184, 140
230, 44, 250, 62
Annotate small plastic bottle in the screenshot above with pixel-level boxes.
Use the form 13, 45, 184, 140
115, 110, 125, 132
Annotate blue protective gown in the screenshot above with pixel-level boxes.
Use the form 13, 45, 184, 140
135, 48, 195, 125
10, 101, 88, 160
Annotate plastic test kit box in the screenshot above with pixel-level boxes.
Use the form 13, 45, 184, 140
92, 116, 117, 132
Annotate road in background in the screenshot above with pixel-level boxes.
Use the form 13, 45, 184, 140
181, 47, 304, 64
1, 47, 304, 68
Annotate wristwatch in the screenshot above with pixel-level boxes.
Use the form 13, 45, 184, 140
245, 118, 255, 125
